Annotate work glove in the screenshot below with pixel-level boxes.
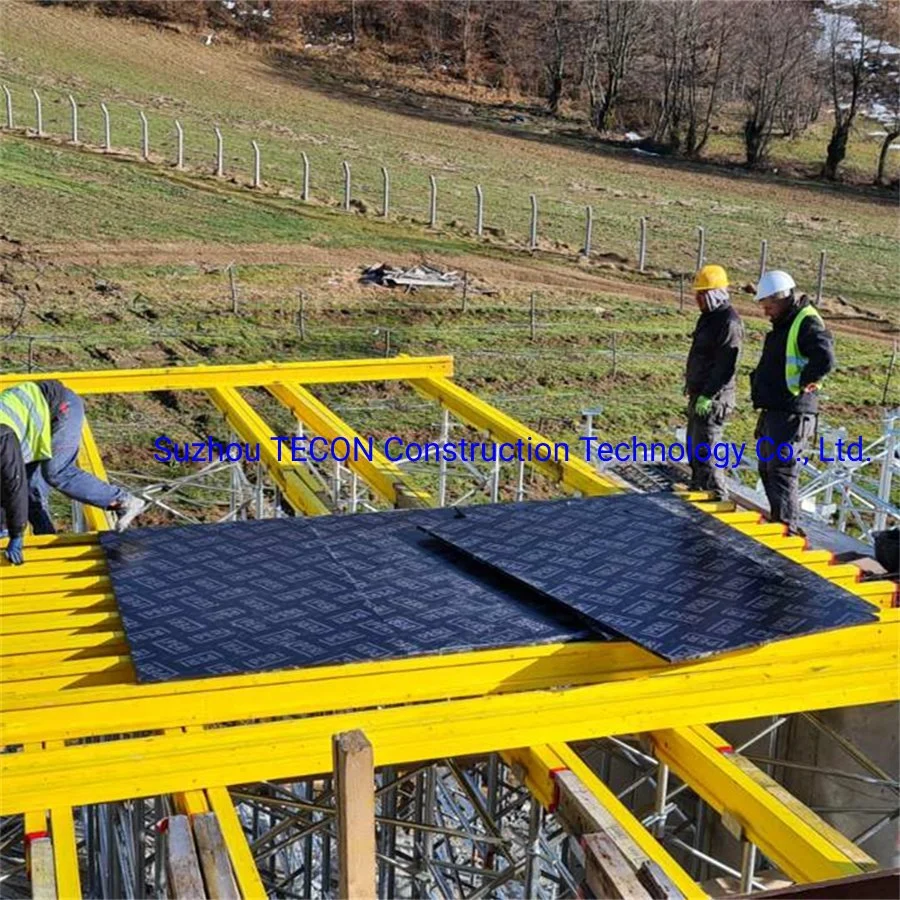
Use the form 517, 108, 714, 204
694, 395, 713, 417
5, 535, 24, 566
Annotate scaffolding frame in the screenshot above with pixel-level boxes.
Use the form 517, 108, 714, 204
0, 357, 896, 899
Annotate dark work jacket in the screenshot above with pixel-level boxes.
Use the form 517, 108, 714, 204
750, 298, 836, 414
0, 380, 68, 537
0, 424, 28, 537
685, 303, 743, 402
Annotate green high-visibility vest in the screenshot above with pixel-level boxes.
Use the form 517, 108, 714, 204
0, 382, 53, 464
785, 305, 823, 396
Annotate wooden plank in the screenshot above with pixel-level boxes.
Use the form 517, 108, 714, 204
332, 729, 376, 900
205, 788, 267, 900
192, 813, 239, 899
582, 831, 653, 900
165, 815, 206, 899
30, 836, 57, 900
555, 768, 687, 898
555, 769, 643, 868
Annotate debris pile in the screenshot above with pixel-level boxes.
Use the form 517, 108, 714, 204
360, 263, 499, 295
361, 263, 462, 289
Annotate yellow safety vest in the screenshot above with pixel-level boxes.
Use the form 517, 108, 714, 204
785, 306, 823, 396
0, 382, 53, 463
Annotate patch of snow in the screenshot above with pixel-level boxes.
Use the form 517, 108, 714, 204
624, 131, 642, 142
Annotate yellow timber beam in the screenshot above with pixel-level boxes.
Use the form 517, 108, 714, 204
76, 419, 113, 532
2, 615, 895, 743
503, 744, 703, 897
0, 356, 455, 395
651, 725, 877, 883
205, 787, 267, 899
2, 620, 895, 813
268, 382, 431, 509
207, 386, 330, 516
407, 374, 620, 496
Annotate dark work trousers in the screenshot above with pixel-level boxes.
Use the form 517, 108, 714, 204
686, 397, 731, 496
755, 409, 817, 534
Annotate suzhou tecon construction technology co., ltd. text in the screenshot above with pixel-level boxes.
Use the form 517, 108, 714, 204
152, 434, 870, 469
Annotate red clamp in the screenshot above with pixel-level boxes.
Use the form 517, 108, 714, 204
548, 766, 568, 812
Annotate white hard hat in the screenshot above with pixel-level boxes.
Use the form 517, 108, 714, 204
755, 270, 796, 301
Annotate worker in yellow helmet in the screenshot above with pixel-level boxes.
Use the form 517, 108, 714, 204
0, 380, 146, 565
684, 264, 743, 499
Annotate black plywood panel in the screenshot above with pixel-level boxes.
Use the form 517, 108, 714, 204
100, 508, 605, 683
422, 494, 878, 661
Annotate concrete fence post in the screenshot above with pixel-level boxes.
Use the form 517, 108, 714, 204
32, 88, 42, 137
381, 166, 390, 218
583, 206, 593, 257
429, 175, 437, 228
529, 194, 538, 250
301, 152, 310, 201
174, 119, 184, 169
68, 94, 78, 143
214, 126, 223, 176
695, 225, 706, 272
251, 140, 261, 188
342, 161, 351, 212
758, 239, 768, 282
100, 102, 110, 150
639, 216, 648, 272
139, 110, 149, 160
815, 250, 826, 305
475, 184, 484, 236
3, 86, 12, 128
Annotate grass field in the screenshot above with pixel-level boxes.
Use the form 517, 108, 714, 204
0, 2, 897, 518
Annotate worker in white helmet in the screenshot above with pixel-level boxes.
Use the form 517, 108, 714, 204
750, 270, 835, 535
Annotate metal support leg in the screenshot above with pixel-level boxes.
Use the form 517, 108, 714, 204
740, 840, 757, 893
654, 761, 670, 838
438, 408, 449, 508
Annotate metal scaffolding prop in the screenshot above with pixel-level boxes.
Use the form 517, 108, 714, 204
0, 357, 896, 899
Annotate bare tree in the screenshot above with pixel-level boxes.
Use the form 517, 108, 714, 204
822, 5, 877, 180
651, 0, 729, 158
739, 1, 818, 168
583, 0, 649, 132
863, 0, 900, 185
544, 1, 569, 114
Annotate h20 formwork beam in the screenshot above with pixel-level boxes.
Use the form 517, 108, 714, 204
207, 386, 331, 516
502, 743, 702, 898
2, 614, 895, 745
0, 356, 455, 395
2, 616, 895, 813
651, 725, 877, 883
268, 382, 431, 509
407, 374, 620, 496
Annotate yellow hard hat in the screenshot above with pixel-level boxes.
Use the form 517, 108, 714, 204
693, 264, 729, 292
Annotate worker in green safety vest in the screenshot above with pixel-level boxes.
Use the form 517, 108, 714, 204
750, 271, 836, 535
0, 380, 146, 565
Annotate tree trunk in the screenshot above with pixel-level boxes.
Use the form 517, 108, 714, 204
876, 129, 900, 185
744, 118, 765, 168
824, 122, 851, 180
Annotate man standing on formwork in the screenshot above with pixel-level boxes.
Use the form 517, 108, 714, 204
684, 264, 744, 499
0, 380, 146, 565
751, 271, 835, 536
